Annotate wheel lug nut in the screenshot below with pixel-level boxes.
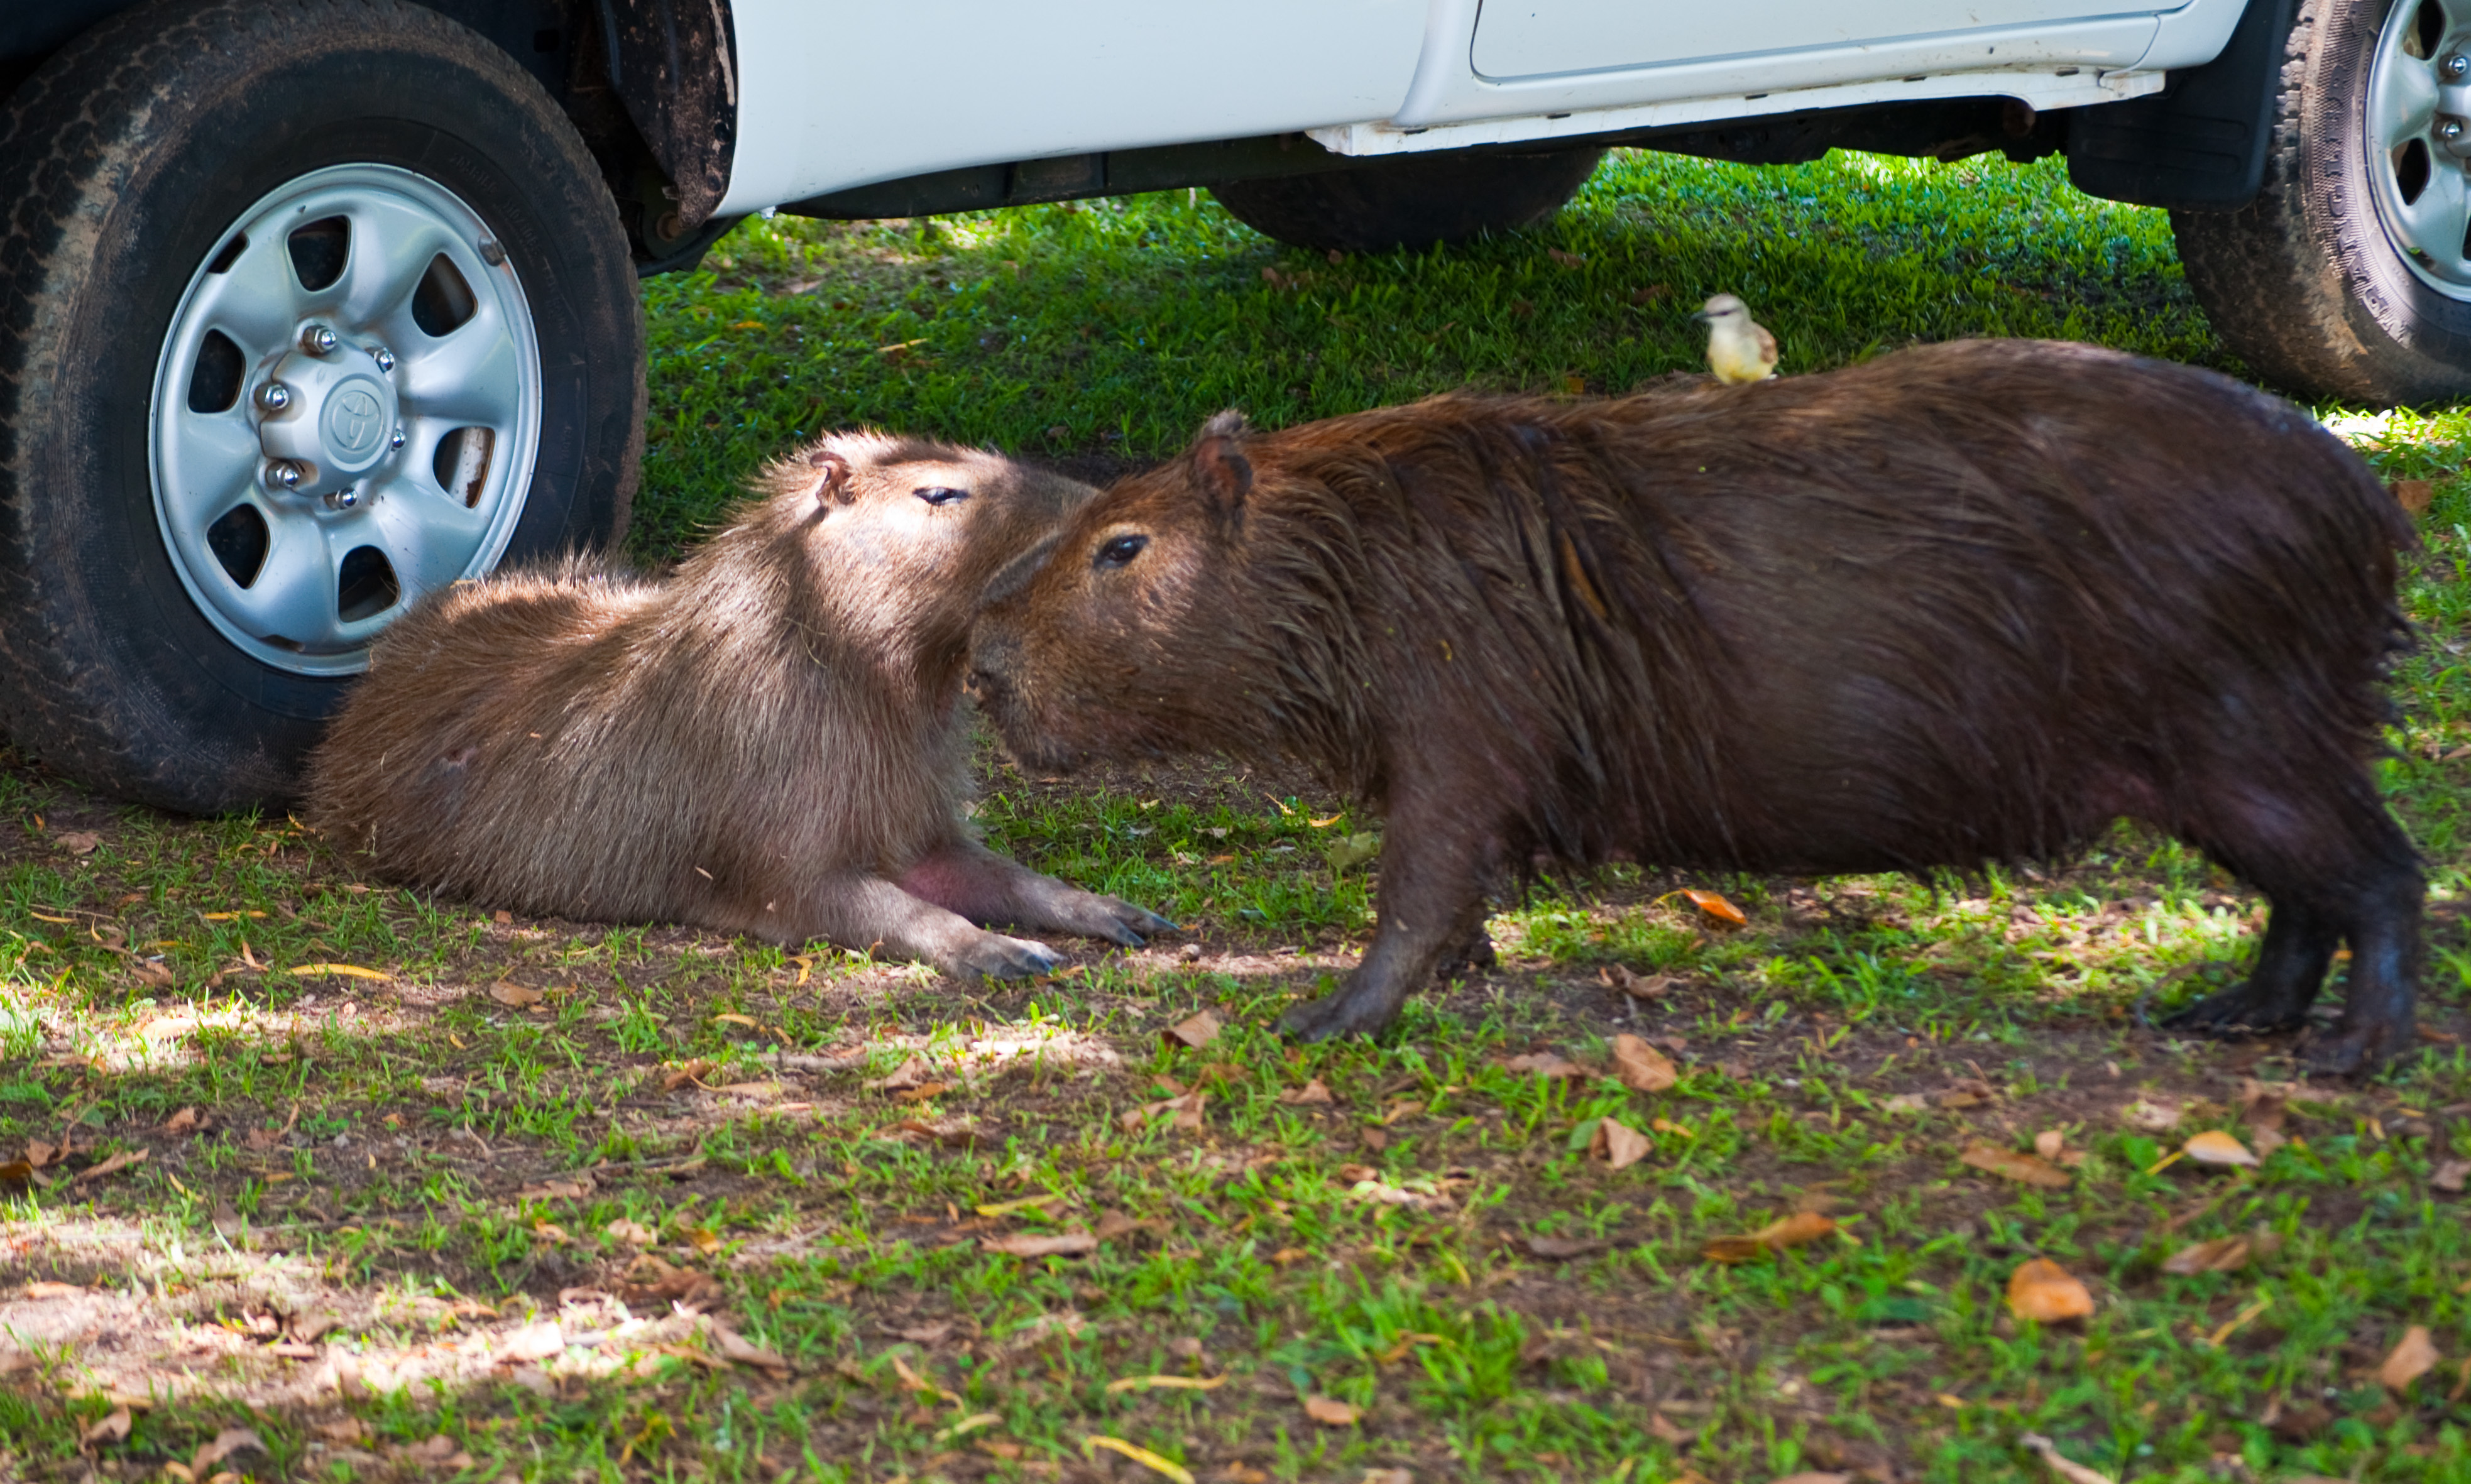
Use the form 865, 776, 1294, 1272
300, 324, 339, 356
2444, 53, 2468, 80
369, 344, 395, 373
2443, 117, 2465, 142
324, 486, 359, 511
262, 459, 304, 491
388, 427, 406, 451
254, 381, 292, 413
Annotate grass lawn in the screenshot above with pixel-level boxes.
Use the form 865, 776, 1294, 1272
4, 150, 2471, 1483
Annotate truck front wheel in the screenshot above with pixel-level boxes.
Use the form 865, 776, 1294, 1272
0, 0, 643, 813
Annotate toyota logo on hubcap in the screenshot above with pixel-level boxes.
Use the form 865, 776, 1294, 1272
324, 385, 384, 461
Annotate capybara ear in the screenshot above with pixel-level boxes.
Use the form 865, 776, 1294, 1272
1191, 410, 1252, 527
806, 447, 855, 508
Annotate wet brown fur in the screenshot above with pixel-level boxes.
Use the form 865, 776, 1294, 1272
309, 432, 1170, 978
970, 339, 2421, 1068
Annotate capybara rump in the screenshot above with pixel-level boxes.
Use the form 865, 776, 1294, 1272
968, 340, 2419, 1069
309, 431, 1171, 978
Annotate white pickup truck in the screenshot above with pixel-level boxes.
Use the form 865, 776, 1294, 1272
0, 0, 2443, 812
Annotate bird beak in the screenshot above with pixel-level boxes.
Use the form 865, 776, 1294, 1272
1690, 309, 1712, 323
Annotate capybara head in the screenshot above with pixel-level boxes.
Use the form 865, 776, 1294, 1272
971, 411, 1322, 771
731, 430, 1097, 673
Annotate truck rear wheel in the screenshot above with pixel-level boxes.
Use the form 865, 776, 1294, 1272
0, 0, 642, 814
1211, 147, 1606, 254
2174, 0, 2471, 403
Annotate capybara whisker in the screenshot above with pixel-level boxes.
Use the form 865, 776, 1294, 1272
309, 431, 1175, 978
968, 339, 2419, 1072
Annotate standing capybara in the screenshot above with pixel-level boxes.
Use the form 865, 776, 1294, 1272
968, 340, 2422, 1070
307, 431, 1171, 979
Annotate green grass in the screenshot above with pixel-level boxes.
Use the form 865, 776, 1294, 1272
1, 148, 2470, 1483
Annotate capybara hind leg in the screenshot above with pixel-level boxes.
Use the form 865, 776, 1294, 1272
1281, 827, 1492, 1040
2301, 859, 2423, 1077
757, 874, 1064, 982
2164, 903, 2335, 1037
898, 837, 1176, 946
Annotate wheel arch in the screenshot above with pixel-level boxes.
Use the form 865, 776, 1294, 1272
1, 0, 738, 274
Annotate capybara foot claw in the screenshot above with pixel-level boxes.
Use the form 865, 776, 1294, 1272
1092, 896, 1178, 947
958, 932, 1063, 981
2159, 982, 2310, 1039
1277, 991, 1402, 1042
2299, 1017, 2410, 1078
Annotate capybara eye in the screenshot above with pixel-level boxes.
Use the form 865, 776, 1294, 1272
914, 486, 969, 505
1095, 534, 1149, 569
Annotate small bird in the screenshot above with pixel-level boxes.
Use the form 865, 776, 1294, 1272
1694, 293, 1779, 384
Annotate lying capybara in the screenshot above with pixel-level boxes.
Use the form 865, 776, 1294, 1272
307, 432, 1171, 979
969, 340, 2422, 1071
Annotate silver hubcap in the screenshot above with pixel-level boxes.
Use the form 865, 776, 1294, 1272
2369, 0, 2471, 295
148, 163, 542, 676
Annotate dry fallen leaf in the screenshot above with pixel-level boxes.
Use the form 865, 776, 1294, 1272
71, 1148, 147, 1184
488, 982, 544, 1008
1301, 1395, 1362, 1426
1960, 1139, 2072, 1188
2381, 1324, 2441, 1390
163, 1107, 200, 1135
1700, 1211, 1837, 1263
2006, 1258, 2095, 1323
2394, 477, 2436, 514
514, 1178, 592, 1201
1767, 1475, 1851, 1484
2034, 1129, 2066, 1160
1610, 1033, 1678, 1093
1680, 888, 1747, 926
1503, 1051, 1587, 1079
1277, 1078, 1334, 1105
2123, 1098, 2183, 1132
1082, 1435, 1196, 1484
1523, 1234, 1609, 1259
80, 1407, 131, 1446
1600, 964, 1672, 998
26, 1280, 85, 1299
2435, 1158, 2470, 1193
2183, 1130, 2260, 1167
55, 831, 99, 856
605, 1219, 655, 1246
1163, 1011, 1220, 1050
1591, 1117, 1652, 1170
2019, 1433, 2117, 1484
708, 1319, 792, 1375
659, 1058, 718, 1091
982, 1230, 1099, 1258
2160, 1235, 2254, 1275
1105, 1373, 1228, 1394
866, 1056, 936, 1091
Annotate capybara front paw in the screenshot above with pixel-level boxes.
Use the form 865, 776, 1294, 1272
954, 932, 1064, 982
1277, 989, 1403, 1042
2160, 980, 2312, 1038
2299, 1015, 2412, 1078
1435, 925, 1496, 980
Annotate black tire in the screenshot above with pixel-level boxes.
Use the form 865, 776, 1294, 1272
1210, 147, 1606, 254
2171, 0, 2471, 404
0, 0, 643, 814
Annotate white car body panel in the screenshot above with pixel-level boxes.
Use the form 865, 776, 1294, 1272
718, 0, 1428, 215
721, 0, 2254, 213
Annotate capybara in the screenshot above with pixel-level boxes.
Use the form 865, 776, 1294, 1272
968, 340, 2422, 1071
308, 432, 1171, 979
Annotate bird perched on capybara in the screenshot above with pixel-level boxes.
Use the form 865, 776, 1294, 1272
307, 432, 1171, 979
969, 340, 2421, 1071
